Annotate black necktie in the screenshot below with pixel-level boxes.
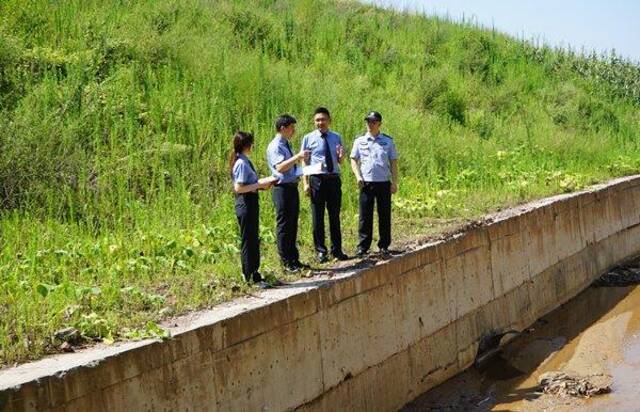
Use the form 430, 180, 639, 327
322, 133, 334, 173
285, 140, 297, 174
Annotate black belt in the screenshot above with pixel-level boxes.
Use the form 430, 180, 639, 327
275, 181, 298, 187
311, 174, 340, 179
235, 191, 258, 196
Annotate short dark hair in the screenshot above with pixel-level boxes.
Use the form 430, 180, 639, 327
275, 114, 297, 131
313, 107, 331, 118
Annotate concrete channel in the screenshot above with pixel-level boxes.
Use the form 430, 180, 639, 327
403, 260, 640, 411
2, 175, 640, 411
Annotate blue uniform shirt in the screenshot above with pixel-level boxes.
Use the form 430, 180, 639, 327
301, 129, 343, 175
350, 132, 398, 182
232, 153, 258, 186
267, 134, 300, 184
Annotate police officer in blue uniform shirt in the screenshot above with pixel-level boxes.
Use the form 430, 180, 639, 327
267, 114, 310, 272
230, 131, 277, 288
301, 107, 350, 263
350, 111, 399, 257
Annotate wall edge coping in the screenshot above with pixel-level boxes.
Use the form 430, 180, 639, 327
2, 173, 639, 392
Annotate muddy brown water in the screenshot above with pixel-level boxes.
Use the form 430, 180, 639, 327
403, 264, 640, 412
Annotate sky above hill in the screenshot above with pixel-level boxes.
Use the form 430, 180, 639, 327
363, 0, 640, 62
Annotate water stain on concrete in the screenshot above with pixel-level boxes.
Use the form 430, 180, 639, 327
403, 262, 640, 412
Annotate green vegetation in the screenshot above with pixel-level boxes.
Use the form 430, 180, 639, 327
1, 0, 639, 365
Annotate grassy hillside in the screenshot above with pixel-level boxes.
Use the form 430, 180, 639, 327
1, 0, 639, 364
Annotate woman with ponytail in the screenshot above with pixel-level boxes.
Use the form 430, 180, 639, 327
230, 131, 277, 287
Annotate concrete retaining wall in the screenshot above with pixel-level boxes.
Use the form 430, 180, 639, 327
3, 175, 640, 411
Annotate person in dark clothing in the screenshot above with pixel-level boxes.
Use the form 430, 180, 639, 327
230, 131, 277, 287
266, 115, 310, 272
350, 111, 399, 257
301, 107, 349, 263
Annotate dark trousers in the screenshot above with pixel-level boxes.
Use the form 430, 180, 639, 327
235, 192, 260, 282
358, 181, 392, 252
272, 183, 300, 265
309, 175, 342, 255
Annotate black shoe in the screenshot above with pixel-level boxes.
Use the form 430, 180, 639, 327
254, 281, 272, 289
251, 272, 264, 283
293, 260, 311, 269
284, 264, 300, 273
378, 248, 391, 256
243, 272, 262, 283
333, 252, 350, 261
316, 252, 329, 263
270, 278, 287, 287
356, 249, 368, 258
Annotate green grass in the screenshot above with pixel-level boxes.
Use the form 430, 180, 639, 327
1, 0, 639, 365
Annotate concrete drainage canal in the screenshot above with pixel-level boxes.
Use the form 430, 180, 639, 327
3, 176, 640, 411
403, 258, 640, 412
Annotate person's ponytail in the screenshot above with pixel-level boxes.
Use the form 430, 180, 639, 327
229, 131, 255, 175
228, 149, 238, 176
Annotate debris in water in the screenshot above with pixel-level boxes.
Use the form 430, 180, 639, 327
475, 329, 521, 367
538, 371, 612, 397
593, 264, 640, 287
